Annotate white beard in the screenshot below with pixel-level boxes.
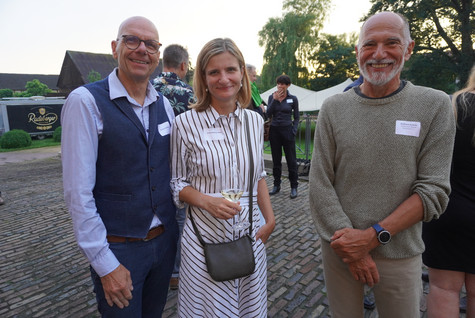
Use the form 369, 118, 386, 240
358, 58, 405, 86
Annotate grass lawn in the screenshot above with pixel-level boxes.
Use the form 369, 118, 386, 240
263, 139, 314, 160
263, 117, 316, 160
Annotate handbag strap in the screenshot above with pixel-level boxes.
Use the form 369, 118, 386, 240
190, 109, 255, 244
244, 110, 254, 236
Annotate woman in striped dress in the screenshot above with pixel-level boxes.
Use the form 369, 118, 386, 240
170, 38, 275, 317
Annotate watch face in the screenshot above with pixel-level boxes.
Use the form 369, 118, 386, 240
379, 231, 391, 243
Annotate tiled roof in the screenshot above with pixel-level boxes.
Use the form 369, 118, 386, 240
0, 74, 59, 91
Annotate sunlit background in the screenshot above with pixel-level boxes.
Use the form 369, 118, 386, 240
0, 0, 370, 75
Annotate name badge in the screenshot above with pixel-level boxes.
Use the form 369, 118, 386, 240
286, 99, 293, 103
204, 128, 225, 141
158, 122, 170, 136
395, 120, 420, 137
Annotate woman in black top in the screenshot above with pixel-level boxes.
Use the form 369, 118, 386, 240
422, 65, 475, 317
266, 75, 299, 199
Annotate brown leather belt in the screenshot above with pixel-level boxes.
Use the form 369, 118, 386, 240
107, 225, 165, 243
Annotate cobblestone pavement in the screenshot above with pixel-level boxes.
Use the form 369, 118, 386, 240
0, 151, 466, 317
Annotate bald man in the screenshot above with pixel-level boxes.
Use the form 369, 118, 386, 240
61, 16, 178, 317
309, 11, 455, 317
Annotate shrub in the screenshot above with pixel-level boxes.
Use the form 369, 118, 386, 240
53, 126, 62, 142
0, 129, 32, 149
0, 88, 13, 98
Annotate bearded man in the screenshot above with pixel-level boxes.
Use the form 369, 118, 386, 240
309, 11, 456, 318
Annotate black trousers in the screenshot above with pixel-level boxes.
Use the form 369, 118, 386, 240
269, 125, 298, 188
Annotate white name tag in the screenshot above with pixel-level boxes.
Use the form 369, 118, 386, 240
286, 99, 293, 103
157, 122, 170, 136
395, 120, 420, 137
204, 128, 225, 141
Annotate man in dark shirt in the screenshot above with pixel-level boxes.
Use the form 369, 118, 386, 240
153, 44, 195, 290
153, 44, 195, 116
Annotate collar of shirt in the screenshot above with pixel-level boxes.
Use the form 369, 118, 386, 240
206, 102, 244, 127
159, 71, 179, 81
108, 68, 160, 107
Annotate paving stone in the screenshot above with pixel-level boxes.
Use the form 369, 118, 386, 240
0, 152, 467, 318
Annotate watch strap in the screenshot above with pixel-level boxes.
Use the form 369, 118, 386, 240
372, 223, 384, 233
372, 223, 391, 244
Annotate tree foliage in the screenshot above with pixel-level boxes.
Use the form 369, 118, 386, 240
367, 0, 474, 91
258, 0, 331, 90
87, 70, 102, 83
24, 79, 52, 97
402, 50, 459, 93
309, 33, 359, 90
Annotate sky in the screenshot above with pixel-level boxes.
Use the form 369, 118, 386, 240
0, 0, 371, 75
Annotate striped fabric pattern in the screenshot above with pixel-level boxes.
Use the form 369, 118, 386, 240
171, 105, 267, 317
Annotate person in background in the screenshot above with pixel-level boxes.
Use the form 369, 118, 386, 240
246, 64, 266, 118
61, 16, 178, 317
170, 37, 275, 317
266, 74, 299, 199
153, 44, 195, 116
422, 64, 475, 318
344, 75, 364, 92
309, 12, 455, 317
153, 44, 195, 291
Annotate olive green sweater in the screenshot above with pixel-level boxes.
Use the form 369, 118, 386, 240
309, 82, 456, 259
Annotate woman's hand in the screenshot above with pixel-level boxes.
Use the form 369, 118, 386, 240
272, 89, 285, 102
255, 178, 276, 243
256, 219, 275, 243
203, 196, 240, 220
179, 186, 240, 220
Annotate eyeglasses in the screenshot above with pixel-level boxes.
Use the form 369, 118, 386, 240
119, 35, 162, 54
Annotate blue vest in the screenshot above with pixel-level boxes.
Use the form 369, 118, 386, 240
85, 78, 176, 238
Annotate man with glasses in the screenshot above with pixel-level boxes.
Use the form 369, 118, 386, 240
61, 16, 178, 317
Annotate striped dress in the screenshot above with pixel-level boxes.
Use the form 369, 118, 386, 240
170, 105, 268, 317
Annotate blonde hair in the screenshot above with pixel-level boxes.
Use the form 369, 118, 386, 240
452, 64, 475, 145
190, 38, 251, 112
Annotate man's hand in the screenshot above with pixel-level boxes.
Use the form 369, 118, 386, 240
100, 264, 133, 308
330, 228, 377, 263
347, 254, 380, 287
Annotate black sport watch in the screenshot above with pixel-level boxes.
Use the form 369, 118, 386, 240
372, 224, 391, 245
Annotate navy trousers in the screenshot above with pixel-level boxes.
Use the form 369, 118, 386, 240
90, 223, 178, 318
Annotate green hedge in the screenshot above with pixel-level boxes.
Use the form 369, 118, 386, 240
0, 129, 32, 149
53, 126, 62, 142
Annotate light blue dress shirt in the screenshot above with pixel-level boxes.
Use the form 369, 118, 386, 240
61, 69, 174, 277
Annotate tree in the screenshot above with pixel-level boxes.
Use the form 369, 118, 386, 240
24, 79, 52, 97
258, 0, 331, 90
87, 70, 102, 83
402, 50, 458, 93
367, 0, 474, 90
309, 33, 359, 90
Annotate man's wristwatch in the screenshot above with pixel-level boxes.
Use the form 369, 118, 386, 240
372, 224, 391, 245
